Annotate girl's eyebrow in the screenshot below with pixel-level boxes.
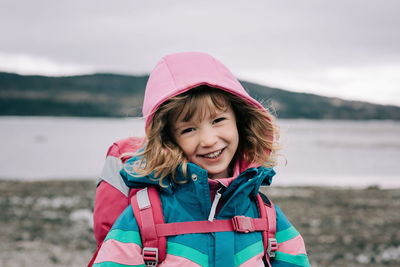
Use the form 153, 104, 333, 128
213, 109, 229, 117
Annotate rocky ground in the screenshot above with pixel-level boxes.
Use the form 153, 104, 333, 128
0, 180, 399, 266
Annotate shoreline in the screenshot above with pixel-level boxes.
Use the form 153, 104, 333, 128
1, 178, 399, 190
1, 180, 400, 266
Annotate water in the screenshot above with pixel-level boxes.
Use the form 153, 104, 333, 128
275, 119, 400, 188
1, 116, 399, 188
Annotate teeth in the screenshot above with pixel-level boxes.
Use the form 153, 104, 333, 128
203, 149, 222, 159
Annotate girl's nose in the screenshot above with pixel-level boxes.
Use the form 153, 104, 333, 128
199, 128, 218, 147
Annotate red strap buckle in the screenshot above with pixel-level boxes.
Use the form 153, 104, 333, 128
142, 247, 158, 266
232, 216, 254, 233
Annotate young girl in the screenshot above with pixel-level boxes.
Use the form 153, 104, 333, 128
90, 52, 310, 267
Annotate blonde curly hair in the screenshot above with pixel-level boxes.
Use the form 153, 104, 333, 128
131, 86, 280, 185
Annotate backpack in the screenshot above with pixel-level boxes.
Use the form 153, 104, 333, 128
131, 186, 278, 267
89, 138, 278, 266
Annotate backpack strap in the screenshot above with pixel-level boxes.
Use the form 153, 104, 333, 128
131, 187, 166, 267
257, 192, 277, 267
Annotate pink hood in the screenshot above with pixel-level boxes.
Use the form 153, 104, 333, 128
143, 52, 268, 128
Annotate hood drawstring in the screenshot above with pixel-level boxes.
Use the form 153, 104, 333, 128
208, 179, 230, 222
208, 187, 223, 222
207, 177, 235, 222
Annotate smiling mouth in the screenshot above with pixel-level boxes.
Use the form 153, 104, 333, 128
200, 149, 224, 159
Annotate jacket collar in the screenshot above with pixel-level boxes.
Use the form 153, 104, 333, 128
121, 155, 275, 195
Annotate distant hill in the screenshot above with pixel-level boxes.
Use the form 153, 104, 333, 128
1, 72, 399, 120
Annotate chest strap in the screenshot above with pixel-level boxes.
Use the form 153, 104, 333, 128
156, 216, 268, 236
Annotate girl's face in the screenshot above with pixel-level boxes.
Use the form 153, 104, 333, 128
171, 104, 239, 179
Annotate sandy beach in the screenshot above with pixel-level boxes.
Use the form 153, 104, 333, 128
1, 180, 399, 266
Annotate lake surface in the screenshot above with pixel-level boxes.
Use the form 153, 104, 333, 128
1, 116, 399, 188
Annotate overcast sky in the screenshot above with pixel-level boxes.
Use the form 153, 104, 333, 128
1, 0, 399, 105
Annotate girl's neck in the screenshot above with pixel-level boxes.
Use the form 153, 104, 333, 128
208, 159, 241, 180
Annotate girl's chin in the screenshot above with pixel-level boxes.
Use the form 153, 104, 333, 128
190, 158, 231, 178
206, 169, 230, 179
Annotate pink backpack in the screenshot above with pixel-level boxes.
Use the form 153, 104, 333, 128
89, 138, 278, 266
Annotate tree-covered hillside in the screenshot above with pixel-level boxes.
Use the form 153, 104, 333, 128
1, 72, 399, 120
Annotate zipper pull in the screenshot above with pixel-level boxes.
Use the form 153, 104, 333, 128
208, 188, 222, 222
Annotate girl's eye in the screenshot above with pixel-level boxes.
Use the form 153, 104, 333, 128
181, 127, 195, 134
213, 117, 226, 124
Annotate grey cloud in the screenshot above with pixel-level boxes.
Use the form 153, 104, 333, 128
0, 0, 399, 73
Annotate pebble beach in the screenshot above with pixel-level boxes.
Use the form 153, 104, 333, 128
1, 180, 399, 266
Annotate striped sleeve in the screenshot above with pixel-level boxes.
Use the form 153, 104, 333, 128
271, 205, 310, 267
93, 205, 145, 267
